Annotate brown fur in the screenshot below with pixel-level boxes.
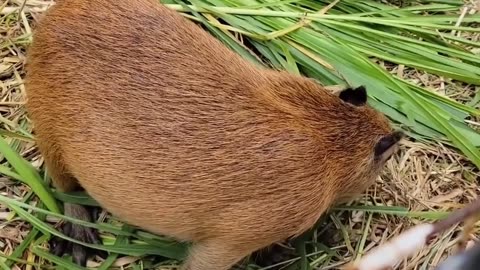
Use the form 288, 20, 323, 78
25, 0, 401, 269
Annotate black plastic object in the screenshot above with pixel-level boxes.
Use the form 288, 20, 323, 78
435, 242, 480, 270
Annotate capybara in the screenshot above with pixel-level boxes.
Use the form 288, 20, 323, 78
25, 0, 403, 269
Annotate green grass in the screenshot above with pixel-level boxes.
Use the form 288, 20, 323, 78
164, 0, 480, 167
1, 0, 479, 269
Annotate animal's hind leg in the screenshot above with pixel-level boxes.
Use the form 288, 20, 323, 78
42, 148, 102, 266
181, 240, 254, 270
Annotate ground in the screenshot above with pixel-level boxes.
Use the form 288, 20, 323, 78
1, 0, 479, 270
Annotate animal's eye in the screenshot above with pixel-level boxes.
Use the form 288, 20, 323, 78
374, 131, 404, 160
339, 86, 367, 106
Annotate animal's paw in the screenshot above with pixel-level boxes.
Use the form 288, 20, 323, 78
253, 243, 297, 267
49, 204, 106, 266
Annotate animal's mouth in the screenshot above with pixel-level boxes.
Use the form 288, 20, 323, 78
391, 130, 405, 143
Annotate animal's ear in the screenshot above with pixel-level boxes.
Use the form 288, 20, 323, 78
339, 86, 367, 106
374, 131, 404, 160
